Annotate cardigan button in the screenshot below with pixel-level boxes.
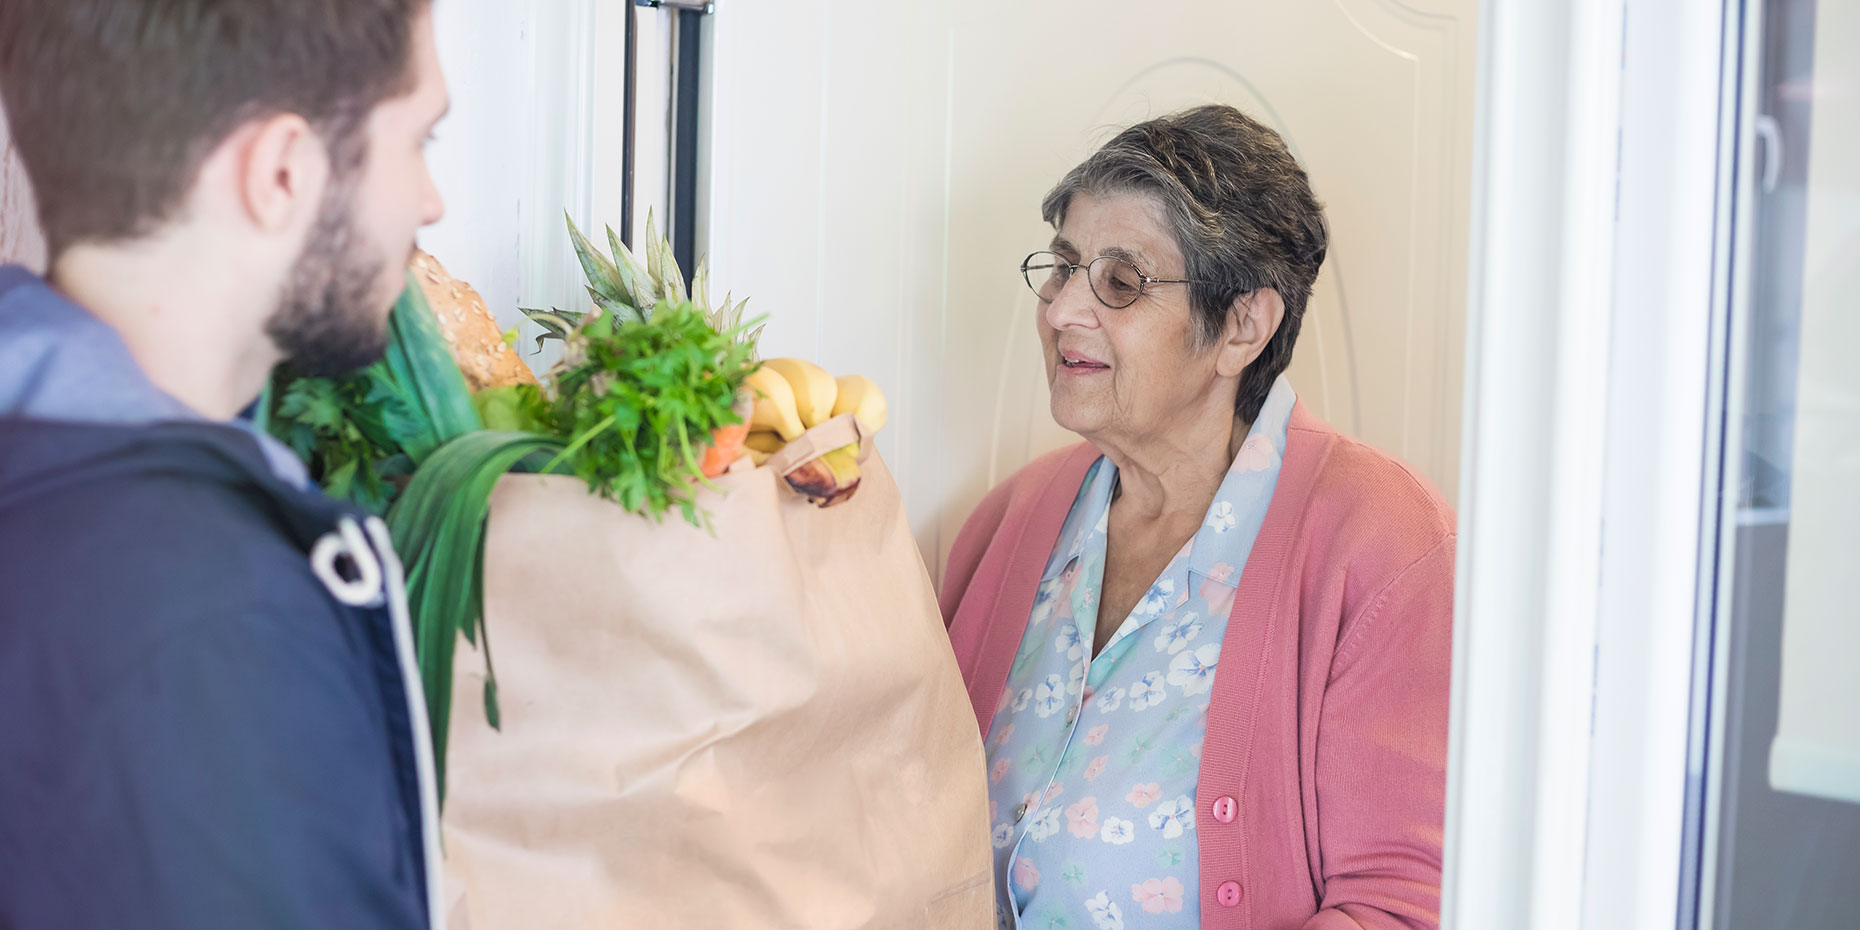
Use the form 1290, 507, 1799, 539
1212, 795, 1237, 823
1217, 881, 1243, 907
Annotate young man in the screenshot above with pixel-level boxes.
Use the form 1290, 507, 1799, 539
0, 2, 449, 927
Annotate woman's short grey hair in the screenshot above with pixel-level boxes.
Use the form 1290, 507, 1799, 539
1042, 105, 1328, 423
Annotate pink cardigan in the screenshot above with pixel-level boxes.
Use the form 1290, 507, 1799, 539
940, 402, 1454, 930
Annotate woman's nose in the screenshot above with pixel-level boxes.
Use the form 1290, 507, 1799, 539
1042, 273, 1101, 330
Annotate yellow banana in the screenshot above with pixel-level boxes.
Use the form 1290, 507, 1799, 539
744, 430, 786, 455
763, 358, 838, 428
823, 444, 861, 483
784, 443, 862, 507
744, 367, 804, 440
831, 374, 888, 433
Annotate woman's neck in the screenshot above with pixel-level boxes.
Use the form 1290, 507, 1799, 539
1094, 405, 1252, 523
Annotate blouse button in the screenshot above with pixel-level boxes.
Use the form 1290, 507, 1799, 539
1014, 802, 1029, 822
1216, 881, 1243, 907
1212, 795, 1237, 823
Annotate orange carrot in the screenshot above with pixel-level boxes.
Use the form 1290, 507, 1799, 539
700, 422, 751, 478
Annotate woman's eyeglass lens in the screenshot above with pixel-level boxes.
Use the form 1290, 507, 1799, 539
1022, 251, 1149, 310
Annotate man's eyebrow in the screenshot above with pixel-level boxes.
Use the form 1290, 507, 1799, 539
1049, 236, 1077, 255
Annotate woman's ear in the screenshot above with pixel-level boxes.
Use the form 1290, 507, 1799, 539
1215, 288, 1285, 378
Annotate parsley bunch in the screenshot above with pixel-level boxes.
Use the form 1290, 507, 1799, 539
267, 276, 483, 514
271, 373, 419, 513
547, 300, 757, 527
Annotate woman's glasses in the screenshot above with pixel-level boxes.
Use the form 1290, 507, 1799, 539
1020, 250, 1210, 310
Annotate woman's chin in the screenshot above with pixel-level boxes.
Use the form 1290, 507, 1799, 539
1049, 397, 1106, 438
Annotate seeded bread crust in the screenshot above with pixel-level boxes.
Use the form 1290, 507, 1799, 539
411, 249, 537, 391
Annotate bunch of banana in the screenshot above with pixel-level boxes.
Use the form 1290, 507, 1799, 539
741, 358, 888, 508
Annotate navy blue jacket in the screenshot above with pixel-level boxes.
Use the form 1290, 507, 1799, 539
0, 267, 437, 929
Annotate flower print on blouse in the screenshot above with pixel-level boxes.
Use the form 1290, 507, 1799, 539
984, 377, 1296, 929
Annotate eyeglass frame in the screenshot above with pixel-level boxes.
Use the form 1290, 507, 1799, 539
1020, 249, 1216, 310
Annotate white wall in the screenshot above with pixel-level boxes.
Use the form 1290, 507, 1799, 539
420, 0, 530, 337
702, 0, 1478, 579
421, 0, 637, 374
0, 101, 46, 272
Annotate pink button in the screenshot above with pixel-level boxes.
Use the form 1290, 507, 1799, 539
1217, 881, 1243, 907
1211, 795, 1237, 823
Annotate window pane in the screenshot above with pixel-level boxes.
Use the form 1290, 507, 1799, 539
1706, 1, 1860, 927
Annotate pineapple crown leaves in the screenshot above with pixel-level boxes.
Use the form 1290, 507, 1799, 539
534, 210, 762, 358
565, 213, 641, 314
709, 292, 765, 359
567, 209, 685, 317
517, 308, 586, 354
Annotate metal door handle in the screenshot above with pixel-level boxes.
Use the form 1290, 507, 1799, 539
1755, 114, 1782, 194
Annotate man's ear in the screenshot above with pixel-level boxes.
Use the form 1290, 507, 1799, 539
232, 113, 327, 233
1214, 288, 1285, 379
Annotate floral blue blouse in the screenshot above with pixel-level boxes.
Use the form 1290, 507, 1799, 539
985, 377, 1295, 930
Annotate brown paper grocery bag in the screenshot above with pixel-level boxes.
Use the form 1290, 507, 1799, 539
439, 417, 993, 929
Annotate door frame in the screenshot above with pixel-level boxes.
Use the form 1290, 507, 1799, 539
1444, 0, 1744, 928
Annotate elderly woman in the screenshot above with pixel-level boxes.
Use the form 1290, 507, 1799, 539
940, 105, 1454, 930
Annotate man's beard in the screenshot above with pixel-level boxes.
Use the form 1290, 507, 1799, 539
263, 177, 395, 377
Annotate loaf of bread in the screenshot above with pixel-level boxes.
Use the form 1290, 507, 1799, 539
411, 249, 538, 391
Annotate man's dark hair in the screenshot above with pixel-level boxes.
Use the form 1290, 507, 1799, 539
1043, 105, 1328, 423
0, 0, 429, 257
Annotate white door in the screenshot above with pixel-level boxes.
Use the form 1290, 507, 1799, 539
702, 0, 1478, 579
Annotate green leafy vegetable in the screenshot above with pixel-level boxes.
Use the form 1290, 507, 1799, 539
547, 301, 757, 528
266, 272, 483, 513
381, 276, 483, 453
471, 383, 555, 434
270, 371, 415, 514
268, 221, 766, 801
387, 430, 565, 802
